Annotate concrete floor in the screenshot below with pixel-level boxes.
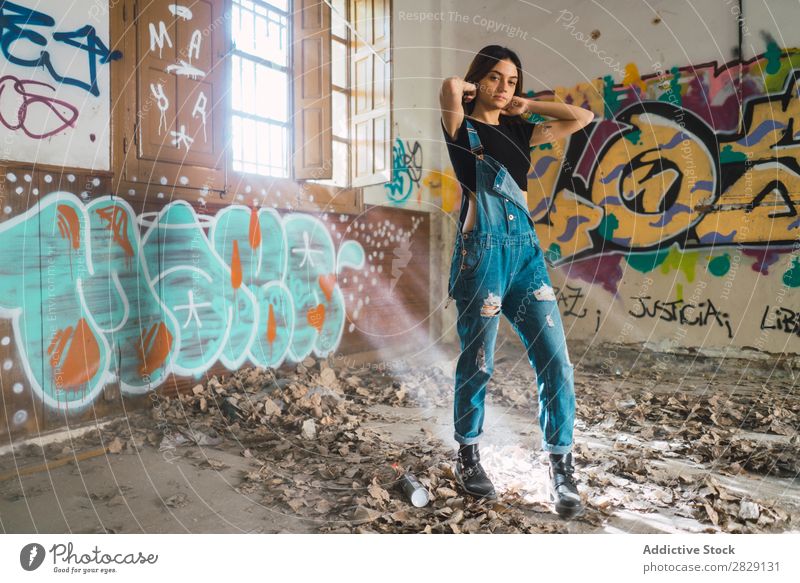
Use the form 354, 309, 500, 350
1, 340, 798, 534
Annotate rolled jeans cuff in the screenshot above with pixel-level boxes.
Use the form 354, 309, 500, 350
542, 441, 572, 455
454, 431, 482, 446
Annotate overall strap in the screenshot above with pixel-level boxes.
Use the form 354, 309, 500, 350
464, 119, 484, 159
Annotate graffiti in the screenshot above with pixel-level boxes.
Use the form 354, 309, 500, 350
527, 45, 800, 292
549, 284, 602, 332
760, 306, 800, 337
188, 30, 202, 63
0, 1, 117, 168
0, 74, 79, 138
165, 60, 205, 79
192, 91, 208, 142
0, 1, 121, 96
150, 82, 169, 134
168, 4, 193, 21
628, 296, 733, 338
0, 193, 366, 413
553, 284, 588, 319
149, 20, 173, 58
384, 138, 423, 203
170, 124, 193, 150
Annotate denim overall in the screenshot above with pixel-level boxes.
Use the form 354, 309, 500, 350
446, 119, 575, 454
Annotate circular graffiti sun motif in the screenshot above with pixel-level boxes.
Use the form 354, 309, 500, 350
592, 103, 717, 249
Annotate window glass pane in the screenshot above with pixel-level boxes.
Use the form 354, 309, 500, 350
332, 139, 348, 186
231, 55, 243, 111
234, 0, 289, 66
260, 13, 289, 66
269, 0, 289, 12
241, 58, 255, 115
332, 90, 348, 139
255, 66, 288, 122
270, 125, 287, 177
244, 119, 257, 172
332, 0, 346, 38
257, 120, 271, 171
232, 116, 243, 173
332, 40, 346, 88
238, 4, 255, 53
231, 1, 292, 178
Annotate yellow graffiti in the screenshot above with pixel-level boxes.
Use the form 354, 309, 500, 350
696, 162, 800, 243
535, 188, 603, 258
622, 62, 647, 95
426, 168, 461, 213
589, 113, 715, 247
659, 247, 700, 282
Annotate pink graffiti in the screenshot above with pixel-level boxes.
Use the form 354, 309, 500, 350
0, 74, 79, 139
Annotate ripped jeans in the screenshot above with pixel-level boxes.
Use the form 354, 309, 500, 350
448, 230, 576, 454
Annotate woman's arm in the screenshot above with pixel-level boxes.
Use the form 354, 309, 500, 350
523, 98, 595, 146
440, 76, 477, 140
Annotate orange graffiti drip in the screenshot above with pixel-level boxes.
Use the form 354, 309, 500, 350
231, 240, 242, 289
267, 303, 277, 344
95, 205, 134, 258
46, 318, 100, 389
307, 304, 325, 332
248, 207, 262, 249
138, 322, 174, 377
56, 204, 81, 250
318, 273, 336, 301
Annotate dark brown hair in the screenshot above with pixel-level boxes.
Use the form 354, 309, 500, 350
463, 45, 525, 118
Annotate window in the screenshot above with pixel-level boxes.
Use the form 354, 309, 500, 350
316, 0, 350, 187
118, 0, 390, 204
230, 0, 291, 178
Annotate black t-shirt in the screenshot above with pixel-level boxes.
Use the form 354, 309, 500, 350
441, 115, 535, 225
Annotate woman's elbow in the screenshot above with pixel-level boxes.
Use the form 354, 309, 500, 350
578, 109, 595, 127
442, 76, 465, 96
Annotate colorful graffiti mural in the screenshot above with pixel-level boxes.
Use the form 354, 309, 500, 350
0, 193, 365, 413
526, 43, 800, 294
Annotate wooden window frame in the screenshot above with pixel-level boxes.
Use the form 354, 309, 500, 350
110, 0, 395, 213
312, 3, 352, 189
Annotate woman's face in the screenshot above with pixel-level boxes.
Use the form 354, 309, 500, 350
475, 58, 519, 110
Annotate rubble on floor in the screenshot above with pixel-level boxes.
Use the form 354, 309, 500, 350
2, 349, 798, 534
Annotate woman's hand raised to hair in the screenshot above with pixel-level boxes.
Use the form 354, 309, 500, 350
500, 96, 529, 117
461, 80, 478, 103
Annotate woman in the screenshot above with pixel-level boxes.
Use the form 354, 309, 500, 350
439, 45, 594, 519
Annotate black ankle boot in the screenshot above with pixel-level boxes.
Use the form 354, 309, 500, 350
454, 444, 497, 500
548, 453, 584, 519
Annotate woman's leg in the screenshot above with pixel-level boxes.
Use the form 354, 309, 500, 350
502, 245, 583, 517
451, 270, 502, 499
500, 245, 575, 454
453, 288, 501, 445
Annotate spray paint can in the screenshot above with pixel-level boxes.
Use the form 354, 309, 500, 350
399, 472, 430, 507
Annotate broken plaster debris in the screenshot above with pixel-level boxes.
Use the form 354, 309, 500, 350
1, 345, 797, 534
